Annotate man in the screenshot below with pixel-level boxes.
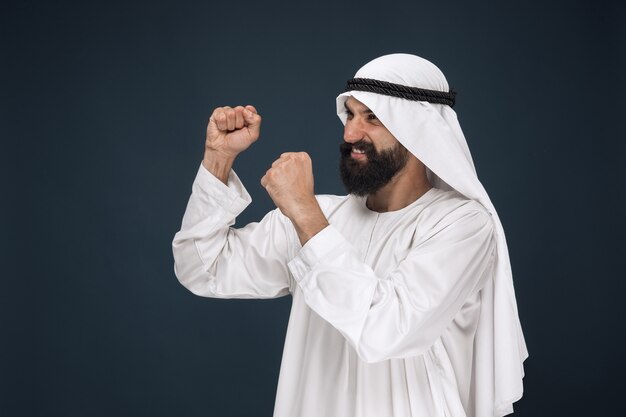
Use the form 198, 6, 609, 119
172, 53, 528, 417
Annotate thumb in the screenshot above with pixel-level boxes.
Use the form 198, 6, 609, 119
244, 105, 261, 134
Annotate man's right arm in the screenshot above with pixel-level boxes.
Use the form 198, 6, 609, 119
171, 105, 294, 299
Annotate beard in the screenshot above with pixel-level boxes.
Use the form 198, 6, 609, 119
339, 140, 410, 197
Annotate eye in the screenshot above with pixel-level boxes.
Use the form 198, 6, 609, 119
345, 110, 354, 119
367, 113, 378, 121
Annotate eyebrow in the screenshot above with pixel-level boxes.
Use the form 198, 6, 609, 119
344, 102, 374, 114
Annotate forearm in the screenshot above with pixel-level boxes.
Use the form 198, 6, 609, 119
172, 163, 292, 299
287, 198, 330, 246
172, 163, 250, 295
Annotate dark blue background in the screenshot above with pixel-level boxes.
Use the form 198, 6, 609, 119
2, 0, 624, 416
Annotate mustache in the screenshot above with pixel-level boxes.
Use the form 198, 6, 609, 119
339, 140, 377, 157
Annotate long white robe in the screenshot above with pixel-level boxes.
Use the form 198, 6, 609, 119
172, 163, 498, 417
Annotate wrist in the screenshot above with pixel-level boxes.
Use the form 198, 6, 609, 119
202, 150, 236, 184
288, 199, 329, 245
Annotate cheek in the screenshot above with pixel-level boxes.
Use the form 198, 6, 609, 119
374, 138, 400, 153
368, 127, 398, 150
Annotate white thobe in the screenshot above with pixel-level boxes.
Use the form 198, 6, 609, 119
172, 163, 497, 417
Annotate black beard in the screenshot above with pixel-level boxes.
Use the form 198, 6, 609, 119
339, 140, 409, 196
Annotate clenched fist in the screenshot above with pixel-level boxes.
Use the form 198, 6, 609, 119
206, 105, 261, 159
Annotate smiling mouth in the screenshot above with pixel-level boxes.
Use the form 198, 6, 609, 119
351, 146, 368, 159
340, 142, 372, 161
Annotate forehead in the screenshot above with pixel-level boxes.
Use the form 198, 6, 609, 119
345, 96, 372, 112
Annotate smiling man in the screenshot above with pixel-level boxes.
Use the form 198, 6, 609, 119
172, 54, 528, 417
339, 97, 430, 210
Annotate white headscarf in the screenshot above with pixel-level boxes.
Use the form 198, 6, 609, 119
336, 54, 528, 417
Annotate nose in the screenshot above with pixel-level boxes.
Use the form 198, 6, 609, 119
343, 119, 365, 144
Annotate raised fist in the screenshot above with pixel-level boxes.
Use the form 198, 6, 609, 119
261, 152, 316, 220
206, 105, 261, 159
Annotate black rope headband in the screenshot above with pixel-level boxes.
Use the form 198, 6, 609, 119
345, 78, 456, 107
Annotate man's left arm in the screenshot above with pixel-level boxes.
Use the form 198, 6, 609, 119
262, 152, 496, 363
289, 210, 496, 363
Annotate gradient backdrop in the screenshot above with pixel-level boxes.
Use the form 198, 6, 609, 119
2, 0, 625, 416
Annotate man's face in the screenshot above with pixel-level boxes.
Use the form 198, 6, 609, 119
339, 97, 409, 196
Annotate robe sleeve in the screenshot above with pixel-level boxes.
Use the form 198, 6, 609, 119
287, 208, 496, 363
172, 163, 293, 299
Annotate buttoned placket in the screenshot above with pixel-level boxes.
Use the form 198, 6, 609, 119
359, 212, 379, 262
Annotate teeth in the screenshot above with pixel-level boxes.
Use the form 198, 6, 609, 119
352, 147, 365, 154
